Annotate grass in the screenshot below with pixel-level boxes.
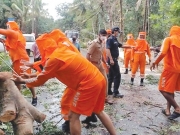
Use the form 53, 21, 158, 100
0, 121, 65, 135
35, 121, 65, 135
145, 74, 159, 85
21, 87, 32, 97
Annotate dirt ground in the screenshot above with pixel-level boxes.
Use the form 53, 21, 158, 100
23, 49, 180, 135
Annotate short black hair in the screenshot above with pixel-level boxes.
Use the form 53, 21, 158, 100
111, 27, 121, 33
99, 29, 107, 35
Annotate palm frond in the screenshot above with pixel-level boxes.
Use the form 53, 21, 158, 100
11, 3, 23, 16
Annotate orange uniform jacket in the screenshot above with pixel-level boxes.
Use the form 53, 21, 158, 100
32, 29, 80, 72
124, 36, 136, 68
132, 39, 151, 59
153, 26, 180, 93
49, 29, 80, 54
31, 30, 99, 117
27, 46, 103, 89
125, 35, 136, 54
154, 26, 180, 73
32, 33, 58, 72
131, 36, 151, 78
0, 22, 29, 63
26, 46, 105, 116
0, 22, 29, 75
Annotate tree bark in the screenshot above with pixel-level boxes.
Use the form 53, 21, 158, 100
143, 0, 148, 32
119, 0, 123, 43
147, 0, 150, 35
0, 129, 4, 135
0, 72, 46, 135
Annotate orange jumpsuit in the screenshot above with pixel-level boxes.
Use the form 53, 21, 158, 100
32, 29, 80, 119
131, 32, 151, 78
49, 29, 80, 53
48, 29, 80, 119
124, 34, 136, 70
27, 46, 106, 116
153, 26, 180, 93
0, 22, 30, 76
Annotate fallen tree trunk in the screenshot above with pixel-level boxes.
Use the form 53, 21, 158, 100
0, 129, 4, 135
0, 72, 46, 135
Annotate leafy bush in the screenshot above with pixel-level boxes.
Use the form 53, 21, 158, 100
0, 121, 65, 135
0, 52, 12, 72
0, 122, 13, 135
35, 121, 65, 135
145, 75, 159, 84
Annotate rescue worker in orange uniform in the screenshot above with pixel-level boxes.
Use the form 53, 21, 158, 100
30, 29, 80, 74
49, 29, 80, 132
12, 34, 117, 135
21, 29, 78, 132
150, 26, 180, 120
124, 34, 136, 74
131, 32, 151, 86
0, 21, 37, 106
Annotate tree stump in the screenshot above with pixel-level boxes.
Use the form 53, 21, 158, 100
0, 72, 46, 135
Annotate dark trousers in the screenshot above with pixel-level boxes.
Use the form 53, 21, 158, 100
34, 57, 43, 71
108, 59, 121, 94
34, 57, 41, 62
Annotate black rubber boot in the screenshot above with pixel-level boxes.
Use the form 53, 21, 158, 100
108, 89, 113, 95
62, 120, 70, 133
32, 97, 37, 106
82, 113, 97, 124
124, 69, 128, 74
130, 78, 134, 85
140, 78, 144, 86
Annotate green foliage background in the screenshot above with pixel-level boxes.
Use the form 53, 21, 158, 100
1, 0, 180, 46
0, 52, 11, 72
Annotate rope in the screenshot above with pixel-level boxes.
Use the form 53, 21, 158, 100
0, 54, 19, 76
0, 39, 19, 75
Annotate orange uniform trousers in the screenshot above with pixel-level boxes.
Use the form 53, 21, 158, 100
61, 87, 76, 120
159, 70, 180, 93
131, 52, 146, 78
124, 50, 132, 69
61, 62, 107, 120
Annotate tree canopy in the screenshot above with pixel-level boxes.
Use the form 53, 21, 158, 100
0, 0, 180, 45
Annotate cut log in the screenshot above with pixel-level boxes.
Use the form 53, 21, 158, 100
0, 72, 46, 135
0, 129, 5, 135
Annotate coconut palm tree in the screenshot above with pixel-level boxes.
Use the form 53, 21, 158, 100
31, 0, 44, 35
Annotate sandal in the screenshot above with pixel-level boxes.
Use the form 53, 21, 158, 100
105, 99, 114, 105
168, 111, 180, 120
161, 109, 170, 116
